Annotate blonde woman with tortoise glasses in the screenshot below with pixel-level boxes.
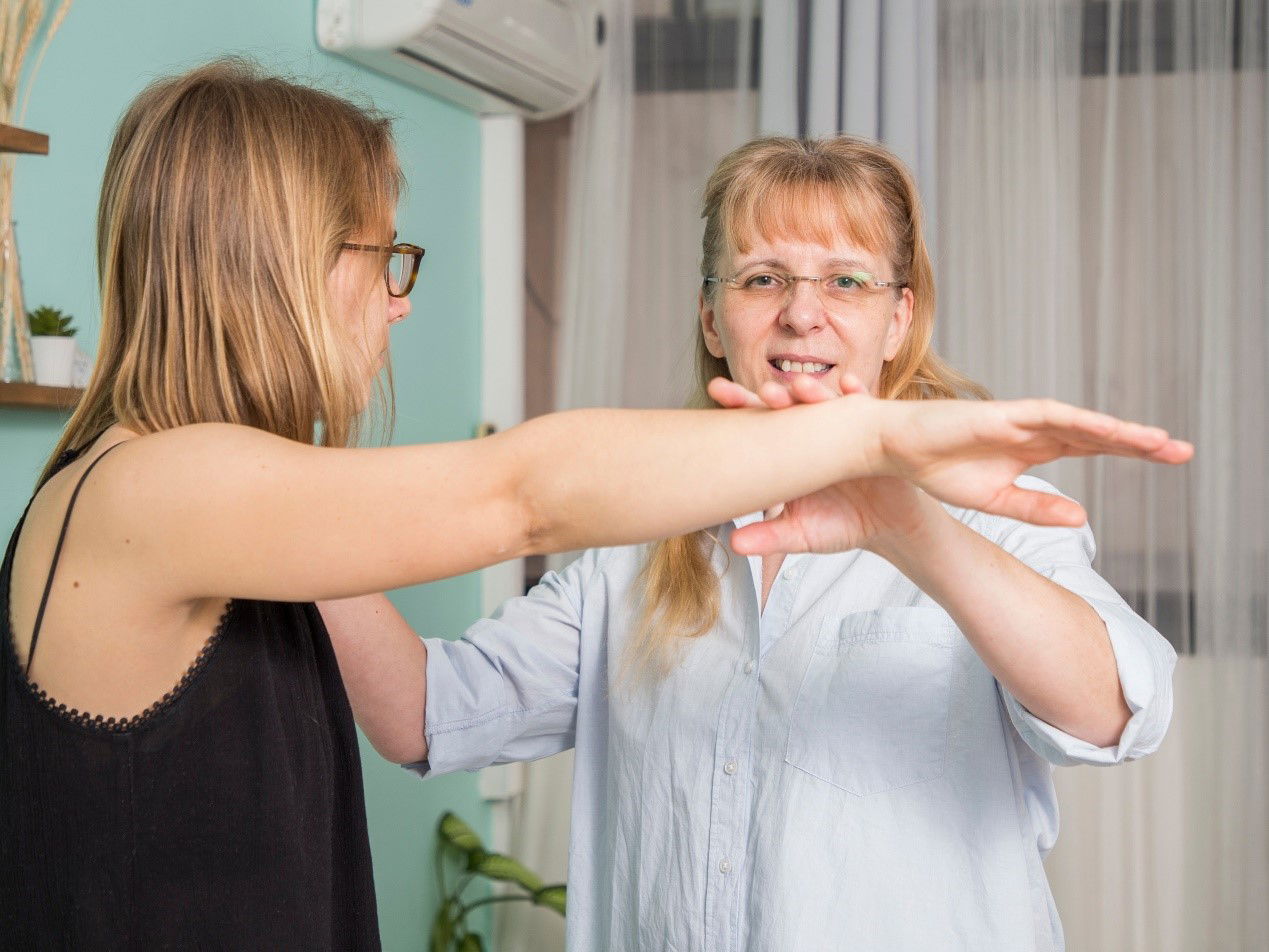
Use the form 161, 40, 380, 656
0, 61, 1185, 950
322, 136, 1187, 952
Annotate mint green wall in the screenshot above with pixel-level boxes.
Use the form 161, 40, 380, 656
3, 2, 490, 948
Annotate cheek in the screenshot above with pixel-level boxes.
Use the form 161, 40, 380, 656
848, 307, 895, 353
352, 277, 389, 329
716, 310, 765, 356
329, 264, 367, 323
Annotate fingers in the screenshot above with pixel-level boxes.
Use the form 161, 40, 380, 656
984, 483, 1088, 527
710, 373, 873, 412
1005, 399, 1194, 464
1048, 435, 1193, 465
760, 373, 854, 409
729, 516, 810, 556
707, 377, 765, 409
757, 381, 796, 409
787, 375, 838, 404
838, 372, 866, 396
1146, 438, 1194, 464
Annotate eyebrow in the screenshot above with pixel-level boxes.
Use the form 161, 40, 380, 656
735, 257, 873, 272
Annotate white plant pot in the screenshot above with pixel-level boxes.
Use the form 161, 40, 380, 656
30, 335, 77, 387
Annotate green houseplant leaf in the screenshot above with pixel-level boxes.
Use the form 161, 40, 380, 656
472, 852, 544, 892
430, 811, 565, 951
27, 306, 76, 338
533, 884, 568, 915
438, 811, 485, 856
429, 904, 455, 952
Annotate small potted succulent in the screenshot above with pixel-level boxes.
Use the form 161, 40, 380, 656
27, 305, 77, 387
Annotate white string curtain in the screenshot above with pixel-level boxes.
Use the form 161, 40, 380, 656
758, 0, 939, 238
937, 2, 1268, 949
553, 0, 636, 414
555, 0, 761, 414
503, 4, 761, 949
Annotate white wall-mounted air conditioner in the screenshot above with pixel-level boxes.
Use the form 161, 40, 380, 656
316, 0, 604, 119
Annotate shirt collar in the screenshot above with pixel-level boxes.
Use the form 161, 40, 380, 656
732, 510, 767, 530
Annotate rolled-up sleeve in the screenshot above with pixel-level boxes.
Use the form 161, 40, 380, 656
988, 477, 1178, 767
408, 552, 592, 778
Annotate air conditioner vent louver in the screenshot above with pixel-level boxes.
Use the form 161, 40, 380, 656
317, 0, 602, 120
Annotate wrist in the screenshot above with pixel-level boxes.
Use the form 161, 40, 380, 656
865, 491, 955, 566
837, 393, 895, 480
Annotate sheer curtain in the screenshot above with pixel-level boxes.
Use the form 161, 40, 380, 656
758, 0, 939, 231
502, 4, 761, 949
556, 0, 760, 413
938, 2, 1268, 948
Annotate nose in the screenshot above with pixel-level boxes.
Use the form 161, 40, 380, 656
388, 292, 412, 325
779, 278, 827, 335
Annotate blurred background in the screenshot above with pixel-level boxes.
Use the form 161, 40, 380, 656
1, 1, 1264, 949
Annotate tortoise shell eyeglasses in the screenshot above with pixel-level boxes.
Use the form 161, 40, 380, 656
341, 242, 425, 298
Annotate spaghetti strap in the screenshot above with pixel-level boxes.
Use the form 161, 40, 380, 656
26, 442, 127, 673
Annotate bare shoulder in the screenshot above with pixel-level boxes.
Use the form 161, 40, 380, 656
93, 422, 310, 486
7, 428, 255, 716
85, 423, 316, 526
55, 424, 308, 590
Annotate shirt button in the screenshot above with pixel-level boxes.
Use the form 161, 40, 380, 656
743, 659, 756, 674
782, 566, 797, 581
719, 859, 733, 874
723, 759, 737, 775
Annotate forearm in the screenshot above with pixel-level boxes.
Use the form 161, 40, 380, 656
319, 593, 429, 764
870, 496, 1131, 747
502, 399, 885, 554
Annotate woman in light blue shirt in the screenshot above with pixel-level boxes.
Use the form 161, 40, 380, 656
322, 136, 1183, 952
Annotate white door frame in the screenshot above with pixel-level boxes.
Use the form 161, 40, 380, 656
476, 113, 528, 824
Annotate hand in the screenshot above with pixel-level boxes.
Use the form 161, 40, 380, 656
709, 373, 933, 554
708, 374, 1194, 556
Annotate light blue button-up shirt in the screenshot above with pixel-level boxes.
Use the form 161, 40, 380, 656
416, 476, 1176, 952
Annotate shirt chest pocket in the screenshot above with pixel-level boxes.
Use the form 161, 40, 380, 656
784, 607, 965, 797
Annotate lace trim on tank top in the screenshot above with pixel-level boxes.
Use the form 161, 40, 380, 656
3, 599, 236, 734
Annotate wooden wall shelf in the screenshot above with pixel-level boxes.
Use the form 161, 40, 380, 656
0, 123, 49, 155
0, 381, 82, 410
1, 124, 53, 410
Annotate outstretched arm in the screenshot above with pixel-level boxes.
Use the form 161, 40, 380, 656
92, 387, 1188, 610
91, 400, 890, 607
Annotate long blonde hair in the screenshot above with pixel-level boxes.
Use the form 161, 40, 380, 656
40, 58, 401, 483
629, 135, 988, 677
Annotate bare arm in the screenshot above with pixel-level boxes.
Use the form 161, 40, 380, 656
868, 493, 1130, 746
320, 593, 428, 764
95, 400, 887, 606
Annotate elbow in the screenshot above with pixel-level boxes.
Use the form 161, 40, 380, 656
1080, 676, 1172, 763
1079, 710, 1132, 751
1077, 688, 1135, 750
370, 733, 429, 767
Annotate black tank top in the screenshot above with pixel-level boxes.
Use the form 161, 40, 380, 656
0, 438, 380, 949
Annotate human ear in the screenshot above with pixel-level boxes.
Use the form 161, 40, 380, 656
883, 287, 915, 362
700, 289, 727, 359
